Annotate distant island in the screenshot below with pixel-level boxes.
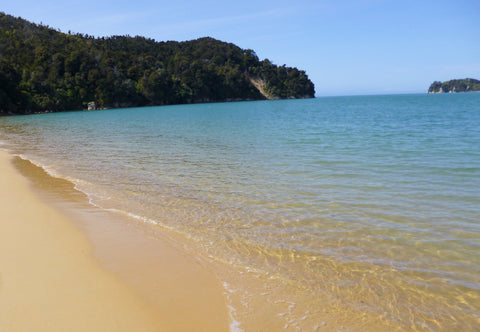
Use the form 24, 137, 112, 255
0, 12, 315, 115
428, 78, 480, 93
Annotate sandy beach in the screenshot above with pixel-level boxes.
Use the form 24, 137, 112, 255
0, 150, 229, 331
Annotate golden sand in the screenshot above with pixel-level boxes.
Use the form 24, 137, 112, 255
0, 150, 229, 331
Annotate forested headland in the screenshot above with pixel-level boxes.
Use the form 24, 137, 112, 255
428, 78, 480, 93
0, 12, 315, 115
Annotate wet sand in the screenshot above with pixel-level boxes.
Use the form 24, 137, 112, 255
0, 150, 229, 331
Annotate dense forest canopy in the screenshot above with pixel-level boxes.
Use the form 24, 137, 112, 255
428, 78, 480, 93
0, 12, 315, 114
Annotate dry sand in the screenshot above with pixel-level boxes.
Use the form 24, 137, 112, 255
0, 150, 229, 331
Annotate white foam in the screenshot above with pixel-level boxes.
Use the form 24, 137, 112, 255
106, 207, 160, 226
222, 282, 244, 332
228, 305, 244, 332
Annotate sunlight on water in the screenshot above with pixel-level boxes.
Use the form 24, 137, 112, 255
1, 94, 480, 330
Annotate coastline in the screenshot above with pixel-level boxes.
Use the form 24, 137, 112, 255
1, 94, 478, 331
0, 150, 229, 331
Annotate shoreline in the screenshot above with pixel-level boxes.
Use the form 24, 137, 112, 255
0, 150, 230, 331
1, 94, 479, 331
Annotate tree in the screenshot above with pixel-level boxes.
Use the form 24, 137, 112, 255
0, 12, 315, 114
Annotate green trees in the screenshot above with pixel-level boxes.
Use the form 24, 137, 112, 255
428, 78, 480, 93
0, 13, 315, 115
0, 60, 26, 112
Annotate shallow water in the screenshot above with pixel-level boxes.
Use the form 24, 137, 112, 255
1, 94, 479, 330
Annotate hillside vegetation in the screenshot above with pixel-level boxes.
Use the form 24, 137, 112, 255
428, 78, 480, 93
0, 12, 315, 114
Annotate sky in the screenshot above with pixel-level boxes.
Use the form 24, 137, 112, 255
2, 0, 479, 96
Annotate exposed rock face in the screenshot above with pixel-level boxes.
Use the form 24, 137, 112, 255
249, 78, 277, 100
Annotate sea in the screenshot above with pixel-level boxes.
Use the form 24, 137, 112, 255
1, 93, 479, 331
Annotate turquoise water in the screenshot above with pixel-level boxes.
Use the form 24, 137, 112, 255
1, 94, 479, 330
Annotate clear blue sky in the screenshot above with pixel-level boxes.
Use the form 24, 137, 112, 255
2, 0, 479, 96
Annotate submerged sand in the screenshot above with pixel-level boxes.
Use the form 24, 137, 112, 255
0, 150, 229, 331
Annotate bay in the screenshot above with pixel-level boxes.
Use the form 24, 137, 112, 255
1, 93, 479, 330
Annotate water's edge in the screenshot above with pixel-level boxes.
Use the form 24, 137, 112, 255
1, 95, 479, 330
10, 153, 235, 331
